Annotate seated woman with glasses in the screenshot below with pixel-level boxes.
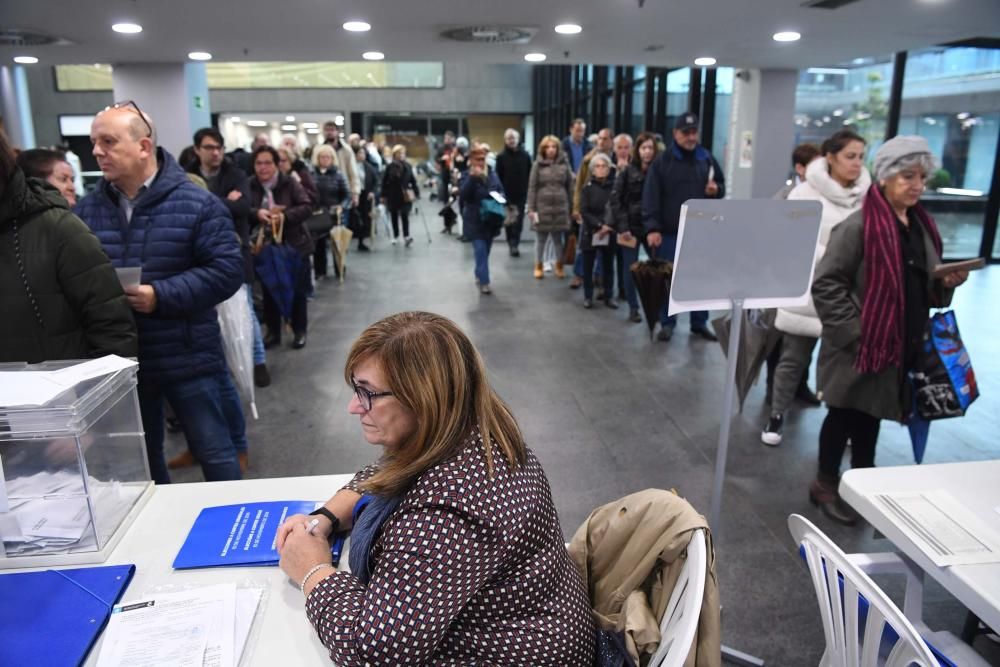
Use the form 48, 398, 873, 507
276, 311, 594, 666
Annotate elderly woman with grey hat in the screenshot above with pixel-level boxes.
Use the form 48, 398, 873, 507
809, 135, 969, 525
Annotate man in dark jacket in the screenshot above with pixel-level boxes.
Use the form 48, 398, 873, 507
495, 128, 532, 257
190, 127, 270, 388
642, 112, 724, 342
75, 105, 244, 485
0, 131, 137, 364
562, 118, 592, 173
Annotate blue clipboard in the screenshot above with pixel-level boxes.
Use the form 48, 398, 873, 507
0, 563, 135, 667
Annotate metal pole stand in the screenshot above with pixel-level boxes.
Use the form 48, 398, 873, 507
712, 298, 765, 667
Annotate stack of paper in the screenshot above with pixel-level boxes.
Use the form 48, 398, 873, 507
96, 582, 264, 667
1, 470, 142, 557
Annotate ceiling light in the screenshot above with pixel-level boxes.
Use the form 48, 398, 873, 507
246, 120, 268, 127
230, 117, 241, 122
13, 56, 38, 64
956, 112, 970, 120
343, 21, 371, 32
281, 124, 297, 131
334, 115, 345, 126
188, 52, 212, 61
772, 31, 801, 42
555, 24, 582, 35
285, 115, 295, 122
306, 128, 321, 134
362, 51, 384, 61
112, 23, 143, 34
524, 53, 547, 63
301, 122, 318, 129
832, 109, 844, 117
694, 57, 716, 67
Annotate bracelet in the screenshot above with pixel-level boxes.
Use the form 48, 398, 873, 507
299, 563, 334, 596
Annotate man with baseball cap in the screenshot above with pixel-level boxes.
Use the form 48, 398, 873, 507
642, 112, 725, 342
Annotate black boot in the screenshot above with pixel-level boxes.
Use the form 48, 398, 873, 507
796, 376, 822, 406
809, 475, 858, 526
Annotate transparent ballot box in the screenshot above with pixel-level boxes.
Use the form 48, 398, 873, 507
0, 358, 153, 568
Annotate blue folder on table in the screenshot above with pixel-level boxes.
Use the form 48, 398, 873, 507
0, 563, 135, 667
173, 500, 321, 569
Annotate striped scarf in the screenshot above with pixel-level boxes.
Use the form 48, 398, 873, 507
856, 184, 942, 374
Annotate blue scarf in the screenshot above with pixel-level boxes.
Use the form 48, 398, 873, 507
348, 493, 404, 585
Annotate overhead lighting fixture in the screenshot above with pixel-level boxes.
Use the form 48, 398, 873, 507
694, 57, 717, 66
334, 115, 345, 126
343, 21, 371, 32
112, 23, 143, 34
285, 115, 296, 122
188, 52, 212, 61
832, 108, 844, 117
956, 112, 971, 120
524, 53, 547, 62
246, 120, 268, 127
306, 128, 321, 134
13, 56, 38, 64
555, 24, 582, 35
301, 122, 318, 129
281, 124, 297, 131
772, 31, 801, 42
362, 51, 384, 61
230, 117, 241, 122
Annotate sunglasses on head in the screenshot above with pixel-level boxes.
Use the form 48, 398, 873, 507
104, 100, 154, 138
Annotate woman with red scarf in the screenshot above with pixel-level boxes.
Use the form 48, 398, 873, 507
810, 136, 969, 525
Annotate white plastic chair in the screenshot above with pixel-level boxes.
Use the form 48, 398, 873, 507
646, 528, 708, 667
788, 514, 939, 667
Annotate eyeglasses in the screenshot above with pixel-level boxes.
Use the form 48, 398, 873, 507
105, 100, 153, 138
351, 376, 393, 411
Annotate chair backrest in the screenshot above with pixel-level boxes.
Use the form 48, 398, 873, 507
646, 528, 707, 667
788, 514, 939, 667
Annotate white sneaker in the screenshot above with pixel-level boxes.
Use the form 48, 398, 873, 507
543, 261, 553, 273
391, 238, 398, 246
761, 414, 783, 446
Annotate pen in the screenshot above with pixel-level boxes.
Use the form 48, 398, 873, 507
305, 518, 320, 535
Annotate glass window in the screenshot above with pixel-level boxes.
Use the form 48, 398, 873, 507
54, 64, 113, 91
666, 68, 691, 131
900, 47, 1000, 259
631, 79, 647, 135
793, 56, 894, 162
633, 65, 647, 83
712, 67, 735, 167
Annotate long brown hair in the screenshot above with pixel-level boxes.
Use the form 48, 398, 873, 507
632, 131, 659, 168
536, 135, 562, 162
344, 312, 526, 496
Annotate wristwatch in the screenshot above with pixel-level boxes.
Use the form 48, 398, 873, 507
309, 507, 340, 534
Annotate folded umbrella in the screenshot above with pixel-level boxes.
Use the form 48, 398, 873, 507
330, 224, 354, 283
712, 309, 779, 412
253, 217, 299, 321
629, 259, 673, 340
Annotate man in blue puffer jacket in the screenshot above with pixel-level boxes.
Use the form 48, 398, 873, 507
75, 104, 244, 484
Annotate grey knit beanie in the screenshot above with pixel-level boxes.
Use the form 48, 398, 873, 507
872, 135, 934, 181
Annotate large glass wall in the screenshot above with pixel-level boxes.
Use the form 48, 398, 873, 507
899, 47, 1000, 258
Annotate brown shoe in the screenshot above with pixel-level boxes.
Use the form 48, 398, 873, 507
809, 477, 858, 526
534, 262, 544, 279
167, 449, 197, 469
238, 451, 249, 474
554, 262, 566, 279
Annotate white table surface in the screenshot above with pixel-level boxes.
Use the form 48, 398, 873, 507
841, 460, 1000, 634
16, 475, 354, 666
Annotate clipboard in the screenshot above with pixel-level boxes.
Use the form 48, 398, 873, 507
0, 564, 135, 667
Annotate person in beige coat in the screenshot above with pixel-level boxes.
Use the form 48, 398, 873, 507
526, 135, 574, 279
569, 489, 721, 666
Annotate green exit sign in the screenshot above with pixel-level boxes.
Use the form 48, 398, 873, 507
193, 95, 204, 109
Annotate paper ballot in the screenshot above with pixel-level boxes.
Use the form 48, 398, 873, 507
114, 267, 142, 290
0, 355, 137, 408
97, 582, 261, 667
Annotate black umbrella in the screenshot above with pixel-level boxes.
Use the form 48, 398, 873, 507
711, 309, 780, 412
439, 202, 458, 234
630, 259, 673, 340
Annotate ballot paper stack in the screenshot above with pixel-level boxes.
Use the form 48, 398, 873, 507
97, 583, 264, 667
1, 356, 151, 565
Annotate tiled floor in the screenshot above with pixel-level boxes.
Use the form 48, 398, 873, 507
168, 206, 1000, 665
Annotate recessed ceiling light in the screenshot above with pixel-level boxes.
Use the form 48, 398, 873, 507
362, 51, 385, 61
524, 53, 547, 63
555, 24, 582, 35
301, 122, 318, 129
246, 120, 268, 127
334, 115, 345, 126
281, 124, 297, 131
772, 31, 801, 42
112, 23, 143, 34
343, 21, 371, 32
285, 115, 295, 122
188, 52, 212, 61
230, 117, 241, 122
306, 128, 321, 134
694, 57, 717, 66
956, 112, 971, 120
13, 56, 38, 64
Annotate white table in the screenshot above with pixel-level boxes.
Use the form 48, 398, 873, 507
841, 460, 1000, 635
22, 475, 354, 666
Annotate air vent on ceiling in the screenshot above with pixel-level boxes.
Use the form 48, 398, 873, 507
801, 0, 862, 9
0, 28, 70, 48
440, 26, 537, 45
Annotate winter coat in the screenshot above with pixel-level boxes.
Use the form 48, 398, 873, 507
74, 148, 242, 385
314, 166, 349, 211
642, 142, 725, 238
381, 159, 419, 212
495, 146, 532, 206
775, 158, 872, 338
245, 173, 315, 257
0, 170, 137, 364
188, 159, 253, 283
578, 176, 614, 251
568, 489, 721, 667
289, 161, 319, 208
526, 153, 573, 233
458, 170, 505, 241
812, 210, 952, 422
610, 163, 649, 238
325, 139, 360, 197
572, 149, 615, 217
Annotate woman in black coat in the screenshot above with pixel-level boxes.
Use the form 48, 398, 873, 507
381, 145, 419, 247
310, 144, 350, 277
578, 153, 617, 309
246, 146, 314, 350
354, 145, 378, 251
